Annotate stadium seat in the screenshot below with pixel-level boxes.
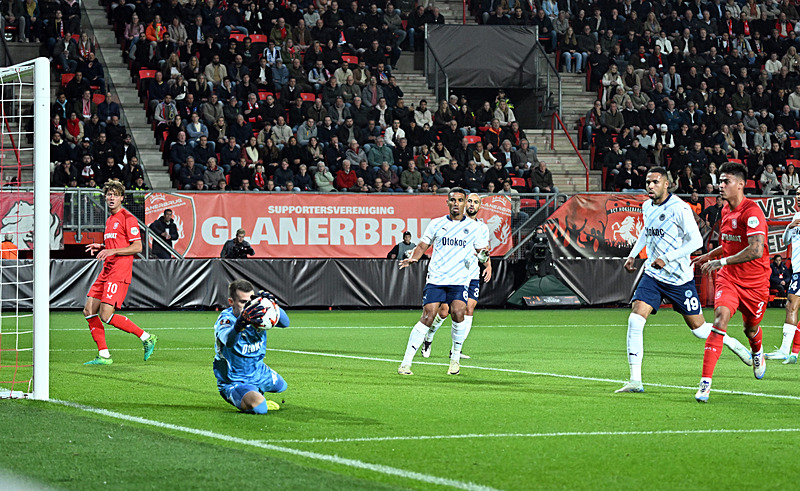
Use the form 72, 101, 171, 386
728, 158, 743, 164
257, 91, 273, 101
791, 139, 800, 149
510, 177, 527, 191
341, 55, 359, 65
249, 34, 268, 43
61, 73, 75, 87
92, 93, 105, 105
300, 92, 316, 102
744, 179, 759, 194
787, 159, 800, 168
230, 33, 246, 43
463, 135, 481, 144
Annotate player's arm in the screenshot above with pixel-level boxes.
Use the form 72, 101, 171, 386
399, 240, 430, 269
783, 218, 800, 244
701, 235, 764, 274
96, 239, 142, 260
624, 225, 646, 272
85, 242, 104, 255
482, 256, 492, 282
691, 245, 722, 267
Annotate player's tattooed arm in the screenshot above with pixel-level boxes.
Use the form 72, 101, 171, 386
700, 235, 764, 274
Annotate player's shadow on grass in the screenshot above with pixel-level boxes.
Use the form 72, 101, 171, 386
62, 369, 210, 395
265, 405, 383, 425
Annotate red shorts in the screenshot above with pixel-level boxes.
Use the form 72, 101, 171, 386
714, 274, 769, 327
88, 275, 130, 309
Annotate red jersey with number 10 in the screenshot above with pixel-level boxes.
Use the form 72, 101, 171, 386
718, 197, 769, 288
102, 208, 141, 282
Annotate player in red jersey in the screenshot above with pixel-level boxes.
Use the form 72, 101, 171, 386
83, 179, 157, 365
691, 162, 769, 402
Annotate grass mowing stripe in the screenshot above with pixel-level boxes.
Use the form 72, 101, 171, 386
263, 427, 800, 444
266, 347, 800, 401
50, 399, 499, 491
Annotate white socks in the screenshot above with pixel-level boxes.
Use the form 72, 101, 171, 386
781, 323, 796, 352
425, 314, 445, 343
692, 322, 747, 352
450, 319, 468, 361
627, 313, 646, 381
402, 322, 429, 366
99, 349, 111, 358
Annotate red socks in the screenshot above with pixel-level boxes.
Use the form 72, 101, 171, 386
86, 315, 107, 351
107, 314, 144, 338
702, 330, 725, 379
747, 326, 763, 353
792, 328, 800, 355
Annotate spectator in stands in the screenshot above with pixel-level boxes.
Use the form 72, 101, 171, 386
228, 157, 253, 190
530, 160, 558, 194
771, 254, 790, 299
200, 157, 222, 190
531, 9, 557, 52
72, 90, 96, 122
760, 164, 781, 194
220, 136, 242, 172
315, 162, 336, 191
273, 159, 295, 190
98, 156, 124, 187
335, 159, 357, 191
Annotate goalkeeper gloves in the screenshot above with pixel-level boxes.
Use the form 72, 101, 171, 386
477, 249, 490, 264
235, 296, 267, 331
257, 289, 277, 304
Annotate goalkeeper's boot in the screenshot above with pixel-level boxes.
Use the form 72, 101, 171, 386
729, 341, 753, 366
266, 400, 280, 411
397, 364, 413, 375
753, 350, 766, 380
765, 347, 789, 360
614, 380, 644, 393
421, 340, 432, 358
447, 359, 460, 375
143, 334, 158, 361
695, 379, 712, 403
783, 354, 798, 365
84, 356, 113, 365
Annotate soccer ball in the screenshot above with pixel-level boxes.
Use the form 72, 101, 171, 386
253, 296, 281, 330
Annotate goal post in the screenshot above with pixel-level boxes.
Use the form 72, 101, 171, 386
0, 57, 50, 400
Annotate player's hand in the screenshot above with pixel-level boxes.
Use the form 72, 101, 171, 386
691, 254, 709, 267
399, 257, 416, 269
239, 296, 266, 326
700, 259, 723, 275
95, 248, 116, 261
482, 261, 492, 283
651, 258, 666, 269
789, 219, 800, 230
257, 289, 277, 304
85, 243, 103, 256
624, 257, 637, 272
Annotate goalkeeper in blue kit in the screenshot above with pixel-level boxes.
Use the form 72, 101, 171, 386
214, 279, 290, 414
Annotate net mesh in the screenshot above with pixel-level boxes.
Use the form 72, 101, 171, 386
0, 63, 37, 398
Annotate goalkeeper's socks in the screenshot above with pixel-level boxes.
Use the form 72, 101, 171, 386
425, 314, 445, 343
402, 322, 428, 366
86, 314, 108, 351
747, 326, 763, 353
106, 314, 145, 338
702, 330, 725, 378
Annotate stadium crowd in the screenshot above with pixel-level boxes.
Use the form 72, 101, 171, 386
23, 0, 546, 194
469, 0, 800, 193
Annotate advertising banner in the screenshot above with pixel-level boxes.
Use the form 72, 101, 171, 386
705, 194, 798, 256
0, 191, 65, 250
144, 193, 516, 258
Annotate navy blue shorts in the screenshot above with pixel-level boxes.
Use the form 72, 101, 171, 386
632, 274, 701, 316
789, 273, 800, 297
422, 284, 468, 306
467, 279, 481, 302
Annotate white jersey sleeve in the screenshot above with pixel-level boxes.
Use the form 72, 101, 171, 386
641, 195, 701, 285
784, 212, 800, 270
468, 221, 491, 280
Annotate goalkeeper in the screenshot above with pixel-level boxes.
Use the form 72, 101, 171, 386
214, 279, 290, 414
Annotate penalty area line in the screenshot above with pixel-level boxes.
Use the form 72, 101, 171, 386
49, 399, 498, 491
263, 427, 800, 444
266, 348, 800, 402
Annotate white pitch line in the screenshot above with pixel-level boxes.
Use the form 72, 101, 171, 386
263, 427, 800, 444
49, 399, 498, 491
48, 324, 624, 331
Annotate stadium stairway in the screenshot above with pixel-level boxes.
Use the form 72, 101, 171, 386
83, 1, 171, 190
521, 129, 601, 192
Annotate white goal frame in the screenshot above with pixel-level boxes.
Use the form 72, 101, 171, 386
0, 57, 50, 400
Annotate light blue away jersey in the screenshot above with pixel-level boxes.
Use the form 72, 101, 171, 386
213, 307, 272, 388
783, 212, 800, 270
422, 214, 489, 286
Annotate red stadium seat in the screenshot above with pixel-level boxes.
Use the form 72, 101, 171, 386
790, 139, 800, 149
300, 92, 316, 102
249, 34, 268, 44
510, 177, 527, 191
787, 159, 800, 168
92, 93, 105, 105
463, 135, 481, 144
341, 55, 359, 65
257, 91, 273, 101
61, 73, 75, 87
728, 158, 743, 164
230, 33, 246, 43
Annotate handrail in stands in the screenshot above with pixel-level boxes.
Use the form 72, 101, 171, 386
550, 112, 589, 192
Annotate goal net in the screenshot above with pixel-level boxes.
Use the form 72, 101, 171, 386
0, 58, 50, 400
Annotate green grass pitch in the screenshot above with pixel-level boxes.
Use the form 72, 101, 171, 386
2, 308, 800, 490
